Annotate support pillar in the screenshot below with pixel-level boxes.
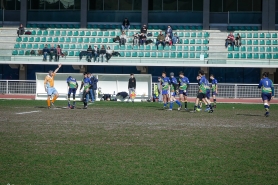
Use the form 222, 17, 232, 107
80, 0, 88, 28
201, 67, 209, 78
141, 0, 148, 26
203, 0, 210, 30
262, 0, 275, 30
20, 0, 27, 27
261, 68, 276, 82
19, 64, 27, 80
136, 66, 148, 74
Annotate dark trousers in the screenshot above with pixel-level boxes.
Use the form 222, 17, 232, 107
156, 41, 165, 49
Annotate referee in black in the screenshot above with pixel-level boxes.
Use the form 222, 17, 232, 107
128, 73, 136, 102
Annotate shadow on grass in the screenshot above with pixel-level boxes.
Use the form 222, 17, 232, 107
236, 113, 261, 117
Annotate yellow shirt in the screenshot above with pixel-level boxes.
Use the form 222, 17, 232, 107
44, 74, 55, 88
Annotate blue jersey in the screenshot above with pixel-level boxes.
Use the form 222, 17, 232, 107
211, 78, 218, 92
82, 77, 92, 91
161, 77, 171, 91
258, 77, 274, 95
67, 77, 78, 88
179, 76, 190, 90
199, 76, 208, 93
170, 77, 179, 92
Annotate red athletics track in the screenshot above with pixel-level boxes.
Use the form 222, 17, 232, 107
0, 94, 278, 104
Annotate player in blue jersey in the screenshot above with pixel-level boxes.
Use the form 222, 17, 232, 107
168, 72, 182, 111
178, 71, 190, 110
67, 76, 78, 109
161, 71, 171, 108
79, 72, 92, 109
258, 72, 275, 117
210, 74, 218, 108
192, 70, 213, 113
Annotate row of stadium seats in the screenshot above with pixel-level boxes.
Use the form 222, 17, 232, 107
228, 46, 278, 52
25, 30, 210, 38
16, 37, 210, 44
234, 32, 278, 38
227, 53, 278, 59
12, 50, 209, 58
237, 40, 278, 45
26, 24, 204, 30
14, 43, 209, 51
227, 26, 259, 31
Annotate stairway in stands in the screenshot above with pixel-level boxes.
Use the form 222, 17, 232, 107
0, 27, 17, 60
207, 30, 228, 62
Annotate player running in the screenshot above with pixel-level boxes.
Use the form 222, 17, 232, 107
210, 74, 218, 108
79, 72, 92, 109
258, 72, 274, 117
67, 76, 78, 109
161, 71, 171, 108
44, 64, 62, 109
168, 72, 182, 111
178, 71, 190, 110
192, 70, 213, 113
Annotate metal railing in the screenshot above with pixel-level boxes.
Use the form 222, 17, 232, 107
0, 80, 277, 99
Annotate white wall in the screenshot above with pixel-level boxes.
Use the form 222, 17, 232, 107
35, 73, 152, 101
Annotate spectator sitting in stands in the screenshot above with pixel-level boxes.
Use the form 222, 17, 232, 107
42, 44, 49, 61
156, 31, 165, 49
122, 18, 130, 32
106, 46, 113, 62
225, 32, 235, 48
93, 45, 100, 62
140, 33, 147, 45
171, 33, 179, 45
56, 45, 62, 61
17, 24, 25, 37
133, 33, 139, 46
165, 34, 172, 46
49, 45, 57, 62
99, 45, 106, 62
235, 33, 241, 47
119, 31, 127, 46
87, 45, 93, 62
141, 24, 147, 34
165, 25, 173, 38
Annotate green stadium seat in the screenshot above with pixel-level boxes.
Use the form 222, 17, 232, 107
196, 39, 202, 44
67, 31, 73, 36
228, 46, 233, 51
170, 52, 176, 58
70, 44, 76, 49
58, 37, 64, 42
246, 40, 252, 45
171, 46, 176, 51
184, 25, 190, 30
77, 38, 83, 43
89, 38, 95, 43
203, 39, 209, 44
151, 52, 156, 57
104, 31, 109, 37
145, 45, 151, 50
260, 53, 265, 59
253, 40, 259, 45
247, 46, 252, 52
196, 46, 201, 51
247, 53, 252, 59
144, 52, 150, 57
97, 31, 103, 36
164, 46, 170, 51
240, 33, 246, 38
272, 33, 277, 38
16, 37, 22, 42
190, 46, 195, 51
204, 32, 209, 38
49, 30, 54, 36
61, 31, 66, 36
75, 51, 80, 56
71, 38, 77, 42
83, 44, 88, 49
189, 52, 195, 58
158, 46, 163, 50
90, 31, 96, 36
266, 47, 272, 52
76, 44, 82, 49
110, 31, 115, 36
227, 53, 233, 58
19, 50, 24, 55
195, 53, 201, 58
56, 24, 62, 29
27, 37, 34, 42
273, 47, 278, 52
266, 40, 271, 45
139, 45, 144, 50
259, 46, 265, 52
241, 40, 246, 45
240, 46, 246, 51
21, 44, 26, 49
197, 32, 202, 38
177, 32, 184, 37
83, 38, 89, 43
14, 43, 20, 49
22, 37, 28, 42
64, 44, 69, 49
69, 51, 74, 56
266, 33, 271, 38
267, 53, 272, 59
259, 33, 265, 38
120, 45, 126, 50
39, 44, 44, 49
41, 37, 46, 42
254, 53, 259, 59
157, 52, 163, 58
126, 45, 132, 50
132, 52, 138, 57
164, 52, 169, 58
247, 33, 252, 38
191, 32, 196, 37
125, 52, 131, 57
47, 37, 52, 42
27, 44, 32, 49
85, 31, 90, 36
183, 39, 189, 44
149, 45, 155, 50
73, 31, 78, 36
31, 30, 36, 35
114, 45, 119, 50
177, 52, 182, 58
253, 46, 258, 52
234, 47, 239, 51
190, 39, 195, 44
273, 53, 278, 59
177, 45, 183, 51
259, 40, 265, 45
42, 30, 48, 36
12, 50, 18, 55
138, 52, 143, 57
191, 26, 197, 30
234, 53, 239, 58
202, 46, 209, 51
272, 40, 278, 45
153, 32, 159, 37
79, 31, 85, 36
253, 33, 258, 38
96, 38, 102, 43
25, 50, 30, 55
184, 32, 190, 37
53, 37, 58, 42
241, 53, 246, 58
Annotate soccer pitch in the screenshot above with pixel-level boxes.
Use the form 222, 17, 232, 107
0, 100, 277, 185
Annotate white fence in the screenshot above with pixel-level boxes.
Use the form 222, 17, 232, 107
0, 80, 277, 99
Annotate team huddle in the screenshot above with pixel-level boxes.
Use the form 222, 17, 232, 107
43, 64, 274, 116
159, 70, 217, 113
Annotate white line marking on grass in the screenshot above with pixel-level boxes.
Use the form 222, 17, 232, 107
16, 111, 41, 115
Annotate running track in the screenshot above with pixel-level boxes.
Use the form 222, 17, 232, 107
0, 94, 278, 104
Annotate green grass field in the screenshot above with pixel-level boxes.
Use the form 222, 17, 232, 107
0, 100, 277, 185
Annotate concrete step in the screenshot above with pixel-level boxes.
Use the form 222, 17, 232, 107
208, 45, 227, 52
208, 39, 225, 45
208, 52, 227, 58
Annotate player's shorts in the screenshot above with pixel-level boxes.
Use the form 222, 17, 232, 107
68, 88, 77, 95
179, 90, 187, 96
47, 87, 58, 96
262, 93, 271, 101
197, 93, 206, 100
212, 91, 217, 96
170, 92, 176, 96
162, 90, 169, 95
206, 90, 211, 99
